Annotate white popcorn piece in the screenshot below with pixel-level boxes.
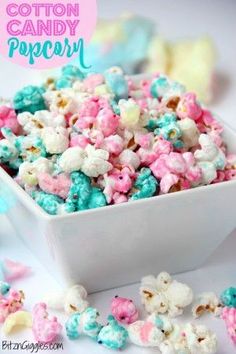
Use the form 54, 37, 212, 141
194, 134, 227, 185
17, 110, 66, 135
119, 149, 141, 169
192, 292, 223, 318
159, 323, 217, 354
43, 284, 89, 316
18, 158, 53, 187
178, 118, 200, 149
41, 127, 69, 154
81, 144, 113, 178
59, 147, 86, 173
140, 272, 193, 317
195, 134, 226, 169
43, 89, 80, 115
184, 323, 217, 354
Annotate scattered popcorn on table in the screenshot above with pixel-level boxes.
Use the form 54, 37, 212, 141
140, 272, 193, 317
0, 65, 235, 216
32, 303, 62, 343
192, 292, 223, 318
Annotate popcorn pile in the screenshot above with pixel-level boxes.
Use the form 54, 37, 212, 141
1, 261, 236, 352
0, 66, 236, 215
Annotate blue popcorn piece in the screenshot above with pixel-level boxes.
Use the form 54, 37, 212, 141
13, 85, 46, 114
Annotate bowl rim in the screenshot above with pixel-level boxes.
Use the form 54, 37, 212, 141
1, 119, 236, 221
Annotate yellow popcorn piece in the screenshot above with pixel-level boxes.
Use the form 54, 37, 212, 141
119, 99, 141, 128
3, 311, 32, 335
94, 84, 111, 96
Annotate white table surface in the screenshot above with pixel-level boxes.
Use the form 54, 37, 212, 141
0, 1, 236, 353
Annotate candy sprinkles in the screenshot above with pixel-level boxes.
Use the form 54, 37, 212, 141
5, 2, 89, 66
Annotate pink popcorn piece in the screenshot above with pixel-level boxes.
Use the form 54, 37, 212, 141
0, 106, 20, 138
177, 92, 202, 121
0, 289, 25, 323
111, 296, 139, 325
222, 307, 236, 344
96, 107, 120, 137
3, 259, 31, 282
196, 109, 224, 134
38, 173, 71, 199
101, 168, 134, 204
32, 303, 62, 343
83, 74, 104, 92
70, 134, 89, 148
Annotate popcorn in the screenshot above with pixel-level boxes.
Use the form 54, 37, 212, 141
66, 307, 102, 340
13, 86, 46, 114
43, 284, 89, 315
128, 314, 170, 347
97, 315, 128, 350
192, 292, 223, 318
220, 287, 236, 308
140, 272, 193, 317
159, 323, 217, 354
65, 171, 107, 212
0, 106, 20, 138
176, 92, 202, 121
178, 118, 200, 149
0, 288, 25, 323
119, 99, 141, 128
18, 158, 53, 187
32, 191, 65, 215
59, 147, 86, 173
195, 134, 227, 184
1, 66, 233, 215
0, 281, 10, 296
55, 65, 85, 89
111, 296, 138, 325
119, 149, 141, 169
81, 144, 112, 178
32, 303, 62, 343
17, 110, 65, 135
101, 168, 133, 204
41, 127, 69, 154
151, 152, 201, 193
0, 138, 18, 164
38, 173, 71, 199
131, 168, 158, 200
44, 89, 80, 115
183, 323, 217, 354
96, 107, 120, 137
105, 66, 129, 100
222, 307, 236, 344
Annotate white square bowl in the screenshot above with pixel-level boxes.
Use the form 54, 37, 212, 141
0, 121, 236, 293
